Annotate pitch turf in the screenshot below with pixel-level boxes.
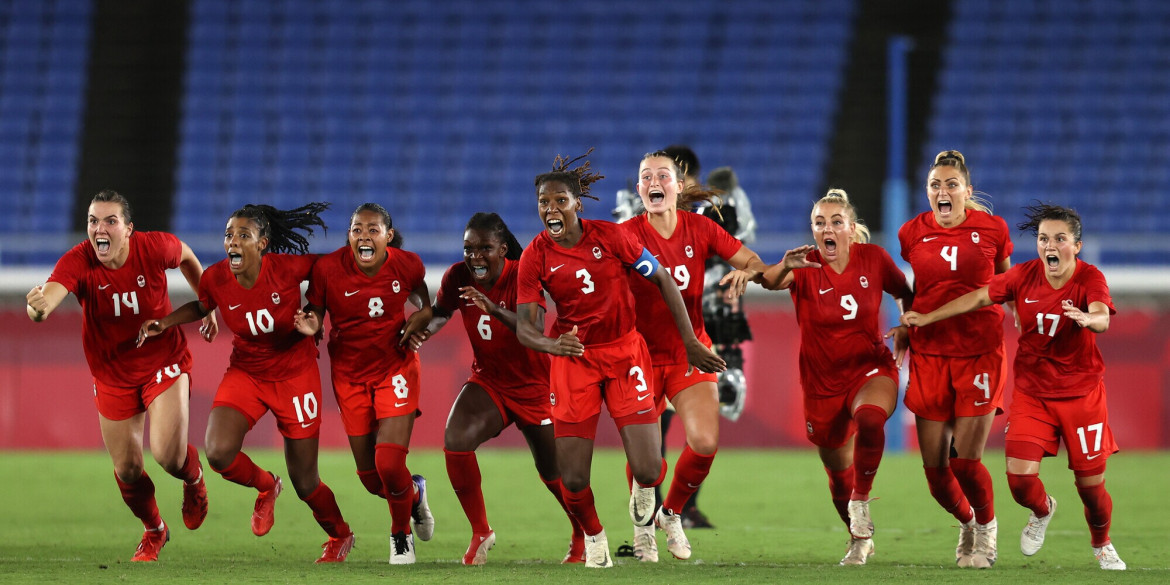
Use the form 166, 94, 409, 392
1, 448, 1165, 584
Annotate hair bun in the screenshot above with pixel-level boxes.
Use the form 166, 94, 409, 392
934, 150, 966, 165
824, 188, 850, 202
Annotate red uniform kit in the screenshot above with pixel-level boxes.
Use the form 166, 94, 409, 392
790, 244, 907, 447
988, 258, 1118, 468
48, 231, 193, 419
200, 253, 321, 438
435, 259, 552, 427
899, 209, 1013, 420
517, 219, 656, 434
622, 211, 740, 400
307, 246, 426, 435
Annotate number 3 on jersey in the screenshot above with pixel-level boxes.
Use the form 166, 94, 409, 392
576, 268, 594, 294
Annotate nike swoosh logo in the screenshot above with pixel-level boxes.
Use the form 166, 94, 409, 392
686, 482, 701, 489
974, 400, 989, 406
344, 290, 360, 297
864, 470, 877, 475
1086, 453, 1101, 460
98, 284, 112, 290
300, 422, 314, 428
228, 304, 242, 310
395, 401, 408, 408
550, 264, 566, 272
923, 236, 939, 242
637, 393, 651, 401
685, 366, 694, 377
636, 408, 653, 415
865, 368, 879, 377
1024, 298, 1038, 303
819, 288, 833, 295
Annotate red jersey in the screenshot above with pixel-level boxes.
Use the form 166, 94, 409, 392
899, 209, 1013, 356
199, 253, 317, 381
47, 231, 190, 387
987, 258, 1114, 398
517, 219, 645, 345
306, 246, 426, 383
621, 211, 743, 365
435, 258, 551, 392
790, 243, 910, 397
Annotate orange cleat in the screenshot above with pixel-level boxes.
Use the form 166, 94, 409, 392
561, 533, 586, 564
316, 532, 355, 563
462, 531, 496, 565
131, 522, 170, 562
251, 474, 282, 536
181, 469, 209, 530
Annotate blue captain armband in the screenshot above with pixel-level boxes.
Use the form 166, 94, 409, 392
631, 248, 660, 279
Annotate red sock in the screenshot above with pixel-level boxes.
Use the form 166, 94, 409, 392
664, 446, 715, 513
1006, 472, 1050, 517
168, 444, 203, 484
825, 465, 853, 528
951, 458, 995, 524
851, 405, 887, 499
924, 466, 974, 523
1077, 481, 1113, 547
302, 482, 350, 538
375, 443, 414, 533
115, 471, 162, 529
561, 484, 603, 536
357, 468, 386, 498
445, 449, 490, 533
542, 476, 583, 537
212, 451, 276, 492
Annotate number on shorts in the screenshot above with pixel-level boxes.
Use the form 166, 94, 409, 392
245, 309, 275, 335
392, 374, 410, 399
629, 365, 648, 393
154, 363, 181, 384
973, 372, 990, 400
1035, 312, 1059, 336
477, 314, 492, 340
291, 392, 319, 423
840, 294, 858, 320
368, 296, 384, 318
111, 292, 139, 317
1076, 422, 1104, 455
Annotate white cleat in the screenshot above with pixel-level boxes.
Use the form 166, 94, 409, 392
389, 531, 416, 565
848, 499, 874, 539
1093, 542, 1126, 570
584, 530, 613, 568
1020, 495, 1056, 556
655, 508, 692, 560
629, 484, 656, 526
633, 524, 658, 562
955, 510, 976, 566
462, 531, 495, 566
840, 536, 875, 566
966, 518, 997, 569
410, 474, 435, 542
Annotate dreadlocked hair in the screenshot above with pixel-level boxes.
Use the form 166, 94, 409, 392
534, 147, 604, 202
1018, 200, 1083, 243
231, 202, 330, 255
351, 202, 403, 248
466, 212, 523, 260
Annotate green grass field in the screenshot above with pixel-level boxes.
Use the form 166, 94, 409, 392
0, 448, 1165, 584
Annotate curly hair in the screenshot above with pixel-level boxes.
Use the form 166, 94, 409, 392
230, 202, 329, 255
533, 148, 604, 202
350, 202, 403, 248
466, 212, 523, 260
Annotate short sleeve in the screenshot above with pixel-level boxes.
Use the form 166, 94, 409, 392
702, 214, 744, 260
985, 266, 1018, 304
993, 215, 1013, 262
1083, 264, 1116, 315
875, 245, 910, 297
435, 263, 462, 314
516, 239, 544, 306
306, 256, 328, 308
198, 266, 218, 311
46, 244, 88, 294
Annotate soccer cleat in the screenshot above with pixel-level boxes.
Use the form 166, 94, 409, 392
681, 505, 714, 529
1093, 542, 1126, 570
633, 524, 658, 563
462, 531, 495, 566
629, 484, 656, 526
410, 474, 435, 542
955, 511, 976, 565
966, 518, 997, 569
316, 532, 355, 563
656, 508, 692, 560
584, 530, 613, 568
251, 473, 282, 536
1020, 495, 1056, 556
181, 469, 209, 530
131, 522, 170, 562
847, 499, 874, 539
839, 536, 874, 566
562, 534, 586, 564
389, 531, 416, 565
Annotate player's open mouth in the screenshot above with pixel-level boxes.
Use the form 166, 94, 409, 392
649, 189, 665, 204
938, 199, 952, 214
1046, 253, 1059, 268
823, 237, 837, 253
95, 238, 110, 253
547, 219, 564, 235
358, 246, 375, 261
471, 265, 489, 279
229, 252, 243, 268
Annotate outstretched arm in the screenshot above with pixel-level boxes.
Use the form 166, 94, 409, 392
138, 300, 210, 347
901, 286, 993, 328
648, 266, 725, 373
516, 302, 583, 357
178, 241, 217, 342
757, 245, 820, 290
26, 282, 69, 322
399, 282, 433, 348
718, 245, 769, 299
1063, 300, 1110, 334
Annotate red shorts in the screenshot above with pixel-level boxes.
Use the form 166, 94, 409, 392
332, 353, 421, 436
213, 364, 323, 440
803, 365, 897, 449
468, 375, 552, 430
92, 352, 193, 421
1005, 381, 1118, 472
652, 361, 719, 410
550, 330, 657, 438
904, 343, 1007, 421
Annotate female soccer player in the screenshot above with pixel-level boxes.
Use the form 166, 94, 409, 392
903, 203, 1125, 571
760, 189, 911, 566
138, 203, 354, 563
26, 189, 215, 562
898, 150, 1013, 568
619, 150, 767, 562
515, 150, 725, 568
412, 212, 582, 565
294, 203, 434, 565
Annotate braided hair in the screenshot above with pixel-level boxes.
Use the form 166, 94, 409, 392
351, 202, 404, 248
534, 148, 605, 202
230, 202, 329, 255
466, 212, 523, 260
